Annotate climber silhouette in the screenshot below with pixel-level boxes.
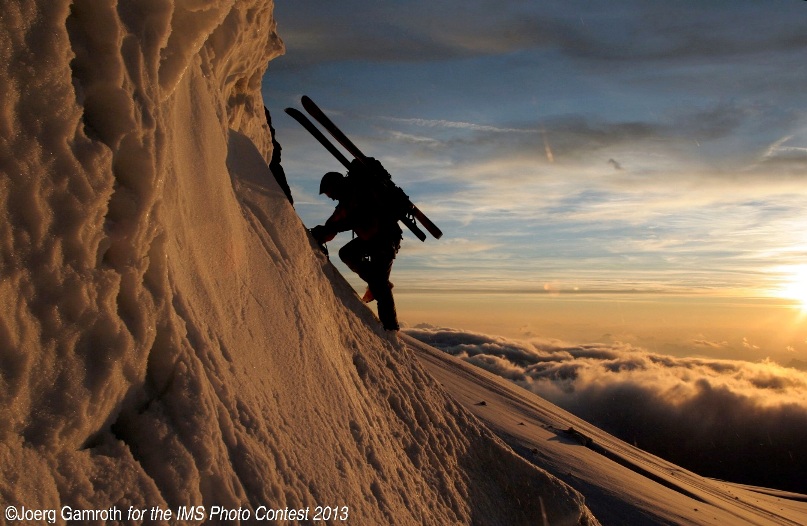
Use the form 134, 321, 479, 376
310, 165, 402, 332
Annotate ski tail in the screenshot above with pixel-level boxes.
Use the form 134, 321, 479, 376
412, 206, 441, 239
403, 214, 427, 241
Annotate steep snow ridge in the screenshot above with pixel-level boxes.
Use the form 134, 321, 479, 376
0, 1, 596, 524
160, 0, 235, 95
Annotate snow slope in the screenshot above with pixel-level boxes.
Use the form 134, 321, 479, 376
0, 1, 596, 524
406, 335, 807, 526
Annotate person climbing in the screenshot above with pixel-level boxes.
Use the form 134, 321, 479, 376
310, 163, 403, 332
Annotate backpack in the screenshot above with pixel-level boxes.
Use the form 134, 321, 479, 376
345, 157, 413, 230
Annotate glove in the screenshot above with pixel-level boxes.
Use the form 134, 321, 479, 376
309, 226, 330, 257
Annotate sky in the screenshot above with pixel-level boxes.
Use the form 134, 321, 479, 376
262, 0, 807, 364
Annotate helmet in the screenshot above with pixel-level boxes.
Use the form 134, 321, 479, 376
319, 171, 344, 195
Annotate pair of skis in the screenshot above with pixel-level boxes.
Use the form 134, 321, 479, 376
285, 96, 442, 242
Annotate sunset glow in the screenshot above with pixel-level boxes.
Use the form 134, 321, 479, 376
266, 0, 807, 367
777, 265, 807, 313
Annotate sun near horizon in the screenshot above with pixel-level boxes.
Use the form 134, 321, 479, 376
774, 265, 807, 314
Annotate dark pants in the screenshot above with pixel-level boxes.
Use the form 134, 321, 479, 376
339, 237, 399, 330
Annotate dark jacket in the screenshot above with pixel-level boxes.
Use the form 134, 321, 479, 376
316, 177, 402, 244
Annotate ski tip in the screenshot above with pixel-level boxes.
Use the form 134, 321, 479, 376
301, 95, 318, 111
284, 107, 307, 120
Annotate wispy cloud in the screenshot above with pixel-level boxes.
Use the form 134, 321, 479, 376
383, 116, 538, 134
387, 130, 443, 147
692, 339, 728, 349
407, 325, 807, 493
753, 134, 807, 173
271, 0, 807, 299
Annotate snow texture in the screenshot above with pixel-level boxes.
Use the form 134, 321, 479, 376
0, 1, 596, 524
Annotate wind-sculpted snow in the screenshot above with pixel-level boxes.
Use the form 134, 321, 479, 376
407, 325, 807, 494
0, 1, 597, 524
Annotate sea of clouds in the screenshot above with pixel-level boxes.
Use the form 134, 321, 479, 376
406, 325, 807, 494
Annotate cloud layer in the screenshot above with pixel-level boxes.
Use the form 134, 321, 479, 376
406, 325, 807, 493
